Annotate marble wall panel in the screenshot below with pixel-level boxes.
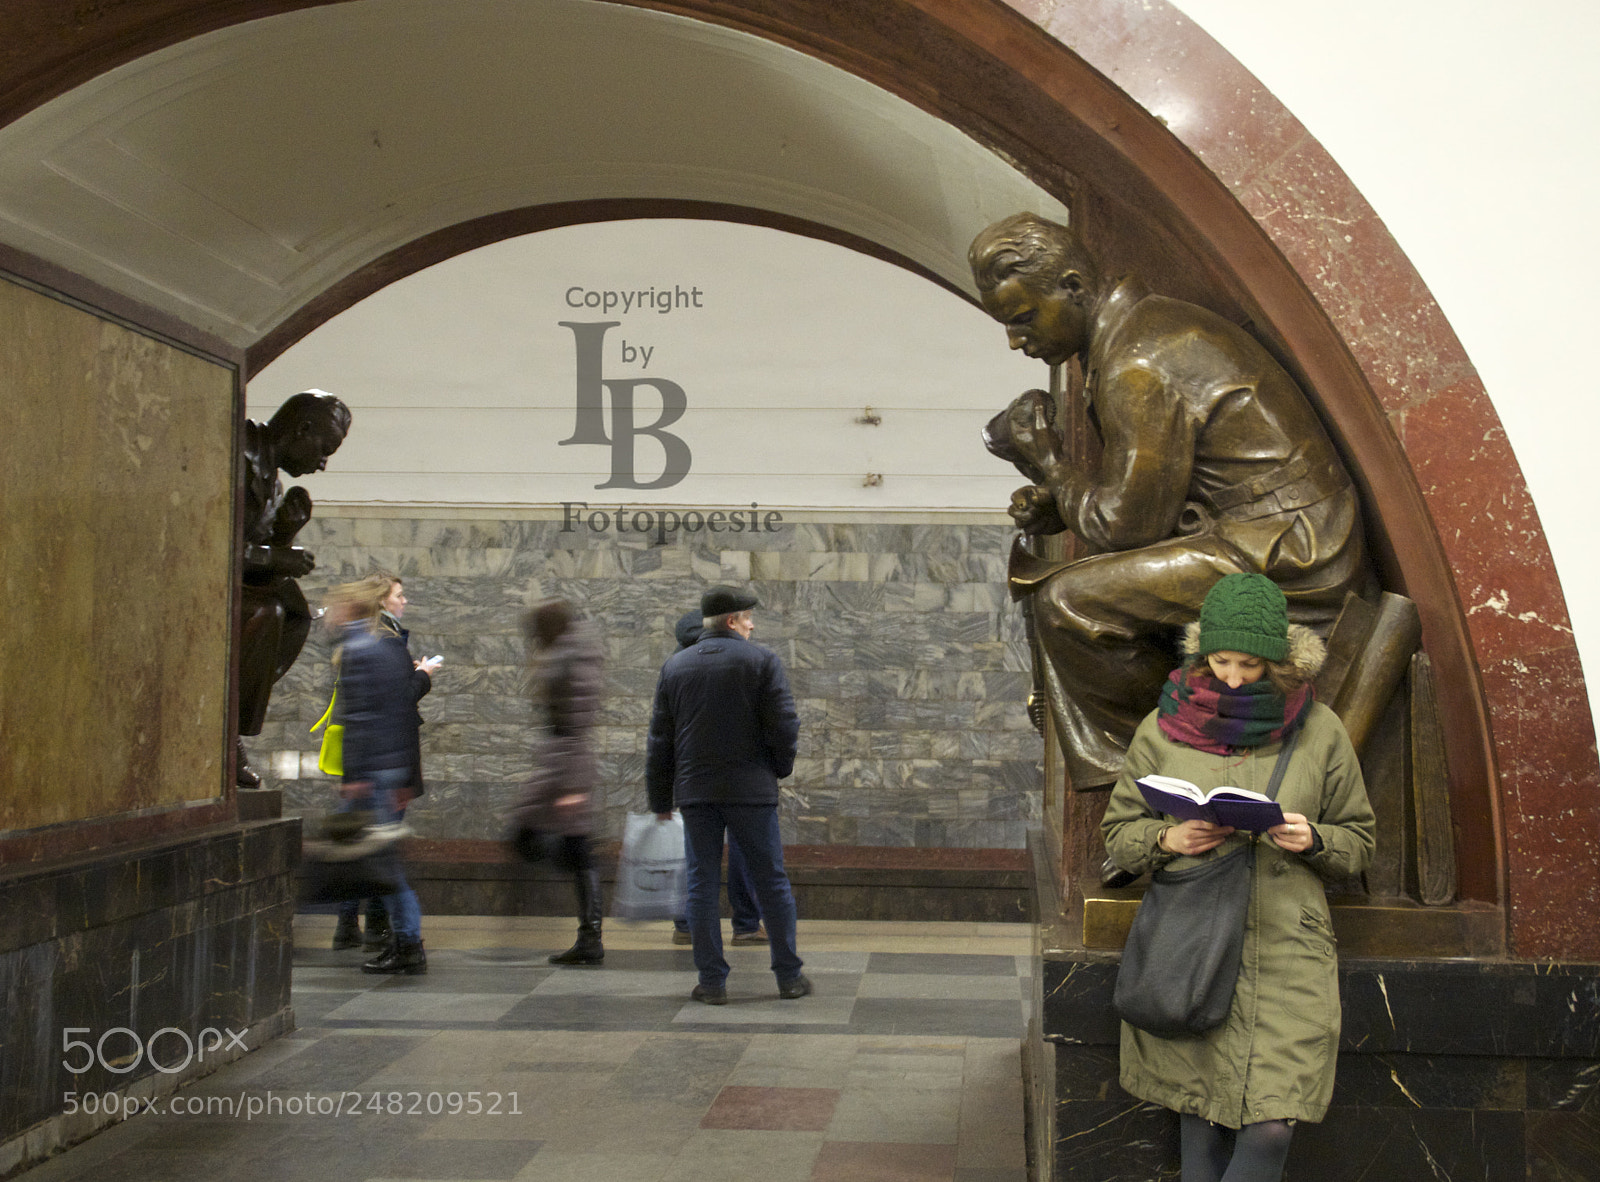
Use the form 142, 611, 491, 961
254, 510, 1041, 849
0, 278, 234, 834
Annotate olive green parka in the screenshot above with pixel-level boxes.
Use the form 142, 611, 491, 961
1102, 691, 1375, 1128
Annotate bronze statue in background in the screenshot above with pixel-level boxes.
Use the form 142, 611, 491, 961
972, 213, 1373, 787
236, 390, 351, 787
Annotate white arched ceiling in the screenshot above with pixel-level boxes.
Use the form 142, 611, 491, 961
0, 0, 1068, 348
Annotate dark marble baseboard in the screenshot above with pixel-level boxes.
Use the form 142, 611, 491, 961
0, 820, 299, 1168
302, 841, 1034, 923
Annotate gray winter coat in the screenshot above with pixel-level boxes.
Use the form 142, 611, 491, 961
513, 620, 603, 837
1102, 700, 1375, 1127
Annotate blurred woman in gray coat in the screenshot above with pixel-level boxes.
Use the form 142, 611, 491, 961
513, 600, 606, 965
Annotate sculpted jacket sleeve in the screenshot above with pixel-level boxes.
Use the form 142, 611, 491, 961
645, 672, 677, 814
760, 652, 800, 779
1053, 365, 1198, 552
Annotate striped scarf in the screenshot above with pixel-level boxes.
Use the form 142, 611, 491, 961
1156, 666, 1311, 755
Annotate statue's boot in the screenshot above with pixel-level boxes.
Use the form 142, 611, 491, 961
236, 739, 262, 788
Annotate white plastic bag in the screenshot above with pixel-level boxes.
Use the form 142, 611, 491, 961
611, 811, 687, 920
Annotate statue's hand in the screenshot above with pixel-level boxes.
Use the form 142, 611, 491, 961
984, 389, 1065, 484
1009, 485, 1067, 535
271, 486, 313, 545
272, 546, 316, 578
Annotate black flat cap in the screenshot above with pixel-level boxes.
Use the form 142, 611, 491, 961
701, 585, 759, 617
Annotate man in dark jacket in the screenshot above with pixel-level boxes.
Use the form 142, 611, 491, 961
668, 609, 766, 948
647, 586, 807, 1004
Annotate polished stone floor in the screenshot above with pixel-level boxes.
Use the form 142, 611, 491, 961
21, 916, 1031, 1182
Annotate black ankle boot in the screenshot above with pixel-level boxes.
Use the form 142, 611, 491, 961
364, 904, 392, 950
332, 915, 362, 950
362, 939, 426, 975
549, 867, 604, 965
549, 932, 604, 965
236, 739, 261, 789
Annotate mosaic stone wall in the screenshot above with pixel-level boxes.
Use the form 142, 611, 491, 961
252, 509, 1041, 849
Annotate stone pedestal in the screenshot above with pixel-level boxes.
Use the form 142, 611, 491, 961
0, 819, 299, 1174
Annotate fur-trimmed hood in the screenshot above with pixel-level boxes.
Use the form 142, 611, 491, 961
1183, 619, 1326, 680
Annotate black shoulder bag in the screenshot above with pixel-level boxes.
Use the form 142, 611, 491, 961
1112, 725, 1301, 1037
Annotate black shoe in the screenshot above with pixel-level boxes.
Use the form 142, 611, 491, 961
332, 917, 362, 951
362, 940, 427, 975
691, 983, 728, 1005
236, 740, 262, 789
549, 935, 604, 965
777, 974, 813, 1000
364, 910, 393, 951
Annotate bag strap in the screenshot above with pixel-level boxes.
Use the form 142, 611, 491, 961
310, 685, 338, 734
1262, 722, 1302, 800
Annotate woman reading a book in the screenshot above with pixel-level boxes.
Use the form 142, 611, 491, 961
1102, 573, 1375, 1182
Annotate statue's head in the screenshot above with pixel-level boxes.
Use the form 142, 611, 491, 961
969, 213, 1100, 365
267, 389, 351, 477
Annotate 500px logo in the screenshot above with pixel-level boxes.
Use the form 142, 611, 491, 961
62, 1026, 247, 1075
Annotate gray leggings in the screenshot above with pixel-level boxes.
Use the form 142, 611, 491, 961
1180, 1114, 1294, 1182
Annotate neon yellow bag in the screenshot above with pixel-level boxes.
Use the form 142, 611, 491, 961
310, 689, 344, 776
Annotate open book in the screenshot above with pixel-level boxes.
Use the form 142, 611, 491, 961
1135, 775, 1286, 832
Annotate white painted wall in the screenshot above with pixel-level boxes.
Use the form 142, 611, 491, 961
247, 219, 1048, 511
1171, 0, 1600, 718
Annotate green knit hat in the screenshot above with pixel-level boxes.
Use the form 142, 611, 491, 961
1197, 573, 1289, 662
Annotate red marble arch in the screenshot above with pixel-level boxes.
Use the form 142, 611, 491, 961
1, 0, 1594, 957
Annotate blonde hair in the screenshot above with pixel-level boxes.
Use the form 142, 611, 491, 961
325, 575, 389, 629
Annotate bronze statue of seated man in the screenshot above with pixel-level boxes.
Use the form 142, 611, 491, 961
971, 212, 1374, 787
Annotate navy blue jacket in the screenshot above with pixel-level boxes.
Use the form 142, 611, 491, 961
336, 622, 422, 783
646, 628, 799, 812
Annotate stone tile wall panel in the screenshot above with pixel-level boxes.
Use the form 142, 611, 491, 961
259, 511, 1039, 850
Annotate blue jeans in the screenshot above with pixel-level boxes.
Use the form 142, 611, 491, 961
343, 766, 422, 943
680, 803, 801, 988
673, 834, 762, 935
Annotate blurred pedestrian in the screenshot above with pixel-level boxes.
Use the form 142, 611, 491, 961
325, 575, 428, 975
515, 600, 606, 965
332, 571, 438, 952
